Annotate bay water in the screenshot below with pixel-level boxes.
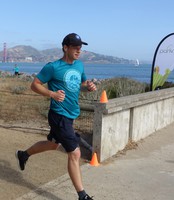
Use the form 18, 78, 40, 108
1, 62, 174, 84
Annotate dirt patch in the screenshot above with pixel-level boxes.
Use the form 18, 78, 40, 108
116, 139, 138, 156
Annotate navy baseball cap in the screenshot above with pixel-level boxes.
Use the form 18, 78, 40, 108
62, 33, 88, 46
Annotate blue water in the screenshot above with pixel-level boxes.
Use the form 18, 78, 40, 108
1, 62, 174, 84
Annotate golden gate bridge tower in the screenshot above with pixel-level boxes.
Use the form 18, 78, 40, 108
3, 42, 7, 63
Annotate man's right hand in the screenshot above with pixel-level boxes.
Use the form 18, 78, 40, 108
50, 90, 65, 102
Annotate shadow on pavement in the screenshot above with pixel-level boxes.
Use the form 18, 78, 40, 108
0, 159, 63, 200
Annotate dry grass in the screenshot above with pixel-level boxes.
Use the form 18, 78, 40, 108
0, 76, 31, 93
0, 77, 93, 133
0, 77, 49, 125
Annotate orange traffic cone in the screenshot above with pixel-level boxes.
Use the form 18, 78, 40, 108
90, 152, 100, 166
100, 90, 108, 103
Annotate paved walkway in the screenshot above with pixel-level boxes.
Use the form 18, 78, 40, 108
16, 123, 174, 200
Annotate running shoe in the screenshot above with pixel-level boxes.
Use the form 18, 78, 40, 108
15, 150, 28, 170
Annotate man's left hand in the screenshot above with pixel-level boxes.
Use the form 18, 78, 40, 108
86, 80, 97, 92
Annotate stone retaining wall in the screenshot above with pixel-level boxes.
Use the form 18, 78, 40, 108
93, 88, 174, 161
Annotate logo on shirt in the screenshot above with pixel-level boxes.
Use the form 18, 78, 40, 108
64, 69, 81, 92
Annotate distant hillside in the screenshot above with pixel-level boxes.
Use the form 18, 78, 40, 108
0, 45, 132, 64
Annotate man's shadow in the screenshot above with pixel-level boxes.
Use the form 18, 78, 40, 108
0, 159, 63, 200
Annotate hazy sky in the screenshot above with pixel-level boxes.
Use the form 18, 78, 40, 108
0, 0, 174, 61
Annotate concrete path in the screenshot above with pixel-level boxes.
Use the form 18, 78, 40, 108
16, 122, 174, 200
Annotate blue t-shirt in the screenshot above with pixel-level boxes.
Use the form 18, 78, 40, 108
36, 59, 87, 119
14, 67, 19, 72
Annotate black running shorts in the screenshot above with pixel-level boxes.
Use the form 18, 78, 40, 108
47, 109, 80, 152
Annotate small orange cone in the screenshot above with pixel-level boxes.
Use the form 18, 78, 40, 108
90, 152, 100, 166
100, 90, 108, 103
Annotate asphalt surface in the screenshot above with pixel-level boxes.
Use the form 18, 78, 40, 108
16, 122, 174, 200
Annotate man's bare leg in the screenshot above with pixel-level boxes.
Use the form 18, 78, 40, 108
26, 140, 59, 155
68, 147, 83, 192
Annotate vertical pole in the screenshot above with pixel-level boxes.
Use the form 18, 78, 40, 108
3, 42, 7, 63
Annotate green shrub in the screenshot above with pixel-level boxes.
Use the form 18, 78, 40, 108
79, 77, 148, 101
